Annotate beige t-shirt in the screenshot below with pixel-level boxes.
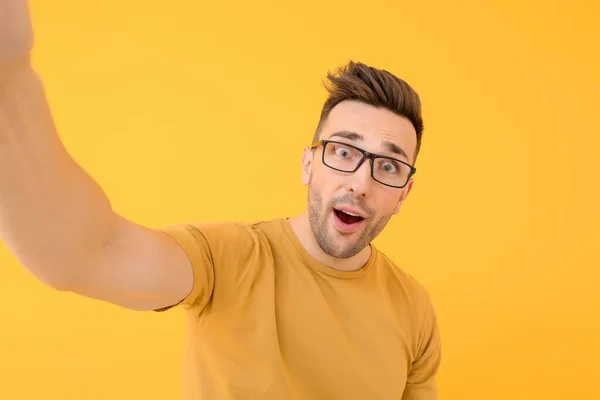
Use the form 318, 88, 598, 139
158, 218, 441, 399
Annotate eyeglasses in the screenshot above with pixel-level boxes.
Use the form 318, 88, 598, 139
310, 140, 416, 188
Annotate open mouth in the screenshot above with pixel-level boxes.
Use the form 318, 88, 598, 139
333, 208, 366, 232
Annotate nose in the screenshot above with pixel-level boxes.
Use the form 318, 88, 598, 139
347, 158, 373, 196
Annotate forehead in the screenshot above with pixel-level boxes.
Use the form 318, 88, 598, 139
320, 100, 417, 162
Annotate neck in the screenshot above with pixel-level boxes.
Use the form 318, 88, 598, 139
287, 209, 372, 272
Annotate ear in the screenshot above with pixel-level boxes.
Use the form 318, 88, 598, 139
301, 146, 313, 186
393, 178, 414, 214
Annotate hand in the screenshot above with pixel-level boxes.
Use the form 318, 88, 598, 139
0, 0, 34, 63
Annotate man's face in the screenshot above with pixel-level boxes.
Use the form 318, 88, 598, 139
302, 100, 417, 259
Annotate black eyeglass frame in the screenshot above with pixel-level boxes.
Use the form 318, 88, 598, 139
310, 139, 417, 189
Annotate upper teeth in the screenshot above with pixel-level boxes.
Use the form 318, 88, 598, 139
343, 211, 360, 217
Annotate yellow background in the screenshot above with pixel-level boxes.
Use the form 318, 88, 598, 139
1, 0, 599, 399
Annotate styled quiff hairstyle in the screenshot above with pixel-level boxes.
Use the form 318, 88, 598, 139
313, 61, 424, 160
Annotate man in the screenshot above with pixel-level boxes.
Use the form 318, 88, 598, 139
0, 1, 441, 398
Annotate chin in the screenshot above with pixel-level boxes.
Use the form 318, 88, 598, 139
320, 227, 370, 259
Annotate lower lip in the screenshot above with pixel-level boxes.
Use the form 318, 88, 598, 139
332, 210, 366, 233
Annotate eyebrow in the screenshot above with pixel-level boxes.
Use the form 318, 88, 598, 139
328, 130, 409, 161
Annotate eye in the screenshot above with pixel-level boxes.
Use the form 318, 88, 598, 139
380, 160, 399, 174
334, 146, 352, 158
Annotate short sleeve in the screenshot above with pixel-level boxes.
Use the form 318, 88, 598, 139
402, 294, 442, 400
154, 220, 258, 313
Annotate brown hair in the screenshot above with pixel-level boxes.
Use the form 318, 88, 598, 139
313, 61, 424, 160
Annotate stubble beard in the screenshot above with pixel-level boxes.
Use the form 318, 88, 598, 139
306, 181, 391, 259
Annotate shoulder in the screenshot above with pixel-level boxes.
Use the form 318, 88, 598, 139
164, 219, 262, 245
374, 249, 436, 324
156, 219, 278, 312
376, 250, 431, 299
157, 219, 264, 282
159, 217, 285, 253
186, 217, 282, 235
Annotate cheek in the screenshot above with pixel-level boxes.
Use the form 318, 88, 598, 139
312, 168, 341, 192
373, 191, 402, 215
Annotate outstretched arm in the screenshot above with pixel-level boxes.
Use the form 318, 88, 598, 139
0, 0, 195, 311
